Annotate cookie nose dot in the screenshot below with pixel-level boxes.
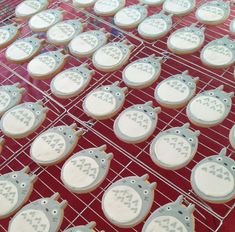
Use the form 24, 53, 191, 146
182, 134, 186, 137
178, 211, 183, 214
144, 110, 147, 112
46, 208, 49, 212
215, 96, 219, 99
16, 180, 19, 184
138, 185, 142, 188
224, 163, 228, 166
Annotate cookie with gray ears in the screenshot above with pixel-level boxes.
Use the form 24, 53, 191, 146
196, 0, 230, 25
30, 123, 84, 166
0, 167, 37, 219
186, 85, 234, 127
102, 174, 156, 228
64, 221, 103, 232
123, 55, 162, 89
200, 35, 235, 69
230, 19, 235, 35
69, 29, 110, 58
154, 70, 199, 109
150, 123, 200, 170
50, 64, 94, 99
167, 24, 205, 55
191, 148, 235, 203
0, 83, 25, 116
1, 100, 48, 138
83, 81, 127, 120
92, 40, 133, 72
114, 101, 161, 144
229, 125, 235, 150
61, 145, 113, 193
140, 0, 165, 6
138, 11, 173, 40
73, 0, 97, 8
8, 192, 68, 232
142, 195, 195, 232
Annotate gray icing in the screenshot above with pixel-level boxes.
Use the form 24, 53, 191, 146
186, 85, 234, 127
140, 0, 165, 6
142, 195, 195, 232
138, 11, 173, 40
102, 174, 156, 228
30, 123, 83, 166
73, 0, 97, 8
0, 167, 37, 219
150, 123, 200, 170
200, 35, 235, 68
123, 55, 162, 89
64, 221, 99, 232
8, 193, 67, 232
50, 64, 94, 99
114, 101, 161, 144
229, 125, 235, 150
191, 148, 235, 203
83, 81, 127, 120
154, 70, 199, 109
0, 83, 25, 116
0, 23, 19, 47
61, 145, 113, 193
0, 100, 48, 138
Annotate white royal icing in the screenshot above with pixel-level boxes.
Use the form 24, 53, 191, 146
94, 0, 120, 14
0, 91, 11, 112
115, 8, 141, 26
16, 1, 42, 16
30, 12, 56, 30
197, 6, 225, 22
164, 0, 192, 14
0, 29, 10, 44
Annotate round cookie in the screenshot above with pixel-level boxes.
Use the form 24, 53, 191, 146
61, 145, 113, 193
27, 49, 69, 80
69, 29, 109, 58
167, 24, 205, 55
102, 174, 156, 228
230, 19, 235, 35
92, 40, 133, 72
150, 123, 200, 170
47, 19, 84, 46
8, 193, 67, 232
73, 0, 97, 8
191, 148, 235, 203
30, 124, 83, 166
15, 0, 49, 19
140, 0, 165, 6
196, 0, 230, 25
138, 11, 173, 40
0, 100, 48, 139
114, 101, 161, 144
94, 0, 126, 16
186, 85, 234, 127
50, 64, 94, 99
123, 55, 162, 89
29, 9, 64, 32
0, 83, 25, 116
163, 0, 196, 16
142, 195, 195, 232
6, 34, 44, 64
200, 36, 235, 69
64, 222, 100, 232
0, 167, 37, 219
229, 125, 235, 150
154, 70, 199, 109
114, 4, 148, 29
83, 81, 127, 120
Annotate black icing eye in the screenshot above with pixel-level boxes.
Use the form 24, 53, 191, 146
209, 92, 214, 96
52, 209, 58, 215
41, 199, 47, 205
149, 112, 154, 116
12, 174, 17, 179
131, 180, 136, 184
217, 157, 223, 162
185, 216, 190, 221
116, 92, 121, 96
21, 183, 26, 188
188, 138, 193, 142
188, 82, 192, 86
231, 166, 235, 171
175, 130, 180, 134
104, 87, 109, 91
68, 135, 72, 139
101, 159, 105, 163
36, 111, 40, 115
223, 99, 228, 103
143, 190, 149, 195
28, 104, 33, 107
59, 127, 63, 131
138, 106, 143, 110
166, 206, 171, 211
12, 92, 17, 96
89, 150, 93, 154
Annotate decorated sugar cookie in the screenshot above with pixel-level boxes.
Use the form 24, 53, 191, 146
94, 0, 126, 16
64, 221, 100, 232
102, 174, 156, 228
51, 64, 94, 99
229, 125, 235, 150
187, 85, 234, 127
200, 36, 235, 68
123, 55, 162, 89
167, 24, 205, 55
196, 0, 230, 25
191, 148, 235, 203
83, 81, 127, 120
230, 19, 235, 35
114, 4, 148, 29
15, 0, 49, 19
0, 83, 25, 116
0, 167, 37, 219
138, 11, 173, 40
92, 40, 133, 72
27, 49, 69, 79
0, 137, 4, 154
8, 193, 67, 232
150, 123, 200, 170
1, 100, 48, 138
155, 70, 199, 109
73, 0, 97, 8
30, 123, 83, 166
61, 145, 113, 193
140, 0, 165, 6
142, 195, 195, 232
163, 0, 196, 16
114, 101, 161, 144
29, 9, 64, 32
47, 19, 84, 46
6, 34, 44, 64
69, 29, 109, 58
